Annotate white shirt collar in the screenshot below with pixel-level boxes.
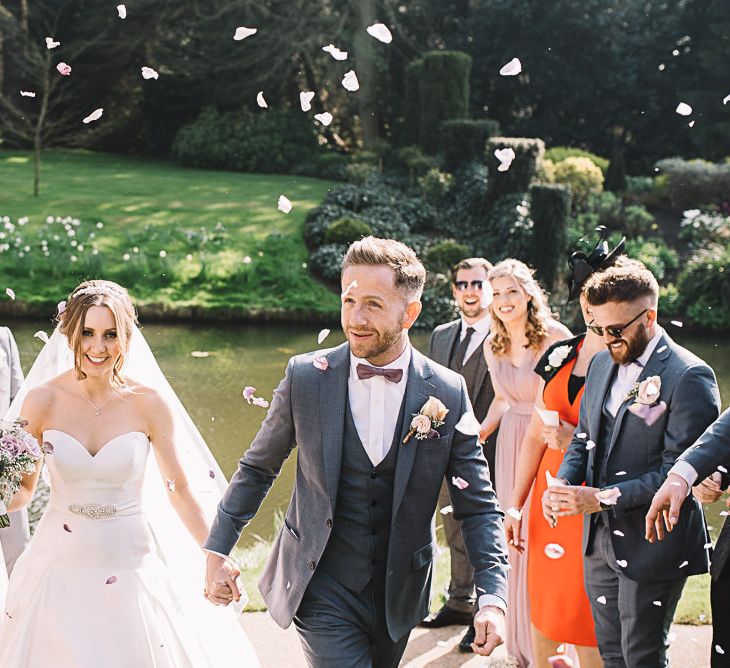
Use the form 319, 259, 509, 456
460, 313, 491, 337
623, 325, 664, 369
349, 342, 412, 381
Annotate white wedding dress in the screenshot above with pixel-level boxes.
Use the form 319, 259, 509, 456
0, 428, 260, 667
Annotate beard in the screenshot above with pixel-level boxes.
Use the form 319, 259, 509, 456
347, 320, 404, 362
607, 324, 650, 365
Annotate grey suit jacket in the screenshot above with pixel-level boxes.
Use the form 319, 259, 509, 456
205, 343, 509, 639
0, 327, 24, 416
558, 332, 720, 581
676, 408, 730, 579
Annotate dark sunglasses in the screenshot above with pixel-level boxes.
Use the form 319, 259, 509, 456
587, 308, 648, 339
454, 280, 484, 291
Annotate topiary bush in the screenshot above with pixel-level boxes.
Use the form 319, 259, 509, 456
486, 137, 545, 202
418, 276, 459, 330
345, 162, 378, 185
604, 147, 627, 193
418, 51, 472, 153
544, 147, 609, 175
423, 240, 471, 275
323, 218, 374, 245
440, 119, 501, 170
477, 193, 534, 261
310, 243, 347, 283
553, 157, 605, 207
655, 158, 730, 210
528, 184, 572, 288
677, 244, 730, 330
399, 145, 439, 184
403, 59, 423, 146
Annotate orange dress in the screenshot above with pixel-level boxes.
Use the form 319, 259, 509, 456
527, 336, 598, 647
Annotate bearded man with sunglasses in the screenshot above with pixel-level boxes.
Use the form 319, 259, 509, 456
420, 258, 499, 652
547, 262, 720, 667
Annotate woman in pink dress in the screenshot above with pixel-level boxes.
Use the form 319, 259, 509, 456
479, 259, 571, 668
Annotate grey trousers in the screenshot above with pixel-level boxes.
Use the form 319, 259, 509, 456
584, 517, 686, 667
437, 479, 476, 613
0, 509, 30, 574
294, 569, 410, 668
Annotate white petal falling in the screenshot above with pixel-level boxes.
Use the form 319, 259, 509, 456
675, 102, 692, 116
546, 470, 566, 488
82, 108, 103, 124
341, 280, 357, 299
616, 559, 628, 568
366, 23, 393, 44
342, 70, 360, 92
277, 195, 293, 214
5, 288, 16, 300
653, 600, 662, 607
586, 440, 596, 451
233, 26, 257, 41
20, 91, 36, 97
688, 120, 695, 128
314, 112, 333, 126
494, 147, 516, 172
596, 595, 607, 605
670, 320, 683, 327
256, 91, 268, 108
141, 66, 159, 80
34, 330, 49, 343
45, 37, 60, 49
116, 4, 126, 19
480, 280, 494, 308
499, 57, 522, 76
317, 329, 330, 344
723, 94, 730, 105
544, 543, 565, 560
455, 412, 482, 436
322, 44, 348, 60
299, 91, 315, 112
439, 505, 453, 515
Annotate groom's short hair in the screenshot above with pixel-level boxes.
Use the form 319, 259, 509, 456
583, 262, 659, 307
342, 236, 426, 300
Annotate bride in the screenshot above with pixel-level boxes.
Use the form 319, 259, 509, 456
0, 280, 260, 667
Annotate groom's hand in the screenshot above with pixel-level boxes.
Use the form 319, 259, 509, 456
205, 551, 241, 606
471, 605, 505, 656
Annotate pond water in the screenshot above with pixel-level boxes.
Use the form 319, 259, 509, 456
6, 319, 729, 546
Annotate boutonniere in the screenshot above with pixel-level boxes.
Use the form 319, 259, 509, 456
403, 396, 449, 443
626, 375, 667, 426
543, 344, 572, 373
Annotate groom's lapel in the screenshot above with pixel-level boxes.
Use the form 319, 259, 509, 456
392, 348, 436, 517
320, 343, 350, 511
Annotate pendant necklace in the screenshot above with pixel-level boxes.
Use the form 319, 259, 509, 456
78, 388, 116, 416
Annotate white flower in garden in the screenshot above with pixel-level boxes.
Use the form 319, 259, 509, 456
141, 67, 158, 80
366, 23, 393, 44
82, 108, 103, 124
314, 112, 333, 126
277, 195, 292, 213
159, 250, 167, 258
233, 26, 257, 41
342, 70, 359, 92
322, 44, 347, 60
243, 256, 252, 264
256, 91, 268, 108
96, 222, 103, 229
299, 91, 315, 112
46, 37, 60, 49
46, 216, 54, 223
186, 254, 193, 261
133, 246, 139, 253
123, 253, 130, 261
499, 58, 522, 76
70, 255, 77, 262
675, 102, 692, 116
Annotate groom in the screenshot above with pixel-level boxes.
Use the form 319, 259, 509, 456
205, 237, 509, 667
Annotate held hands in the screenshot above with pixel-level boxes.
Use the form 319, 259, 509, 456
645, 473, 690, 543
693, 472, 723, 504
204, 551, 241, 606
471, 605, 506, 656
542, 485, 601, 523
541, 420, 574, 452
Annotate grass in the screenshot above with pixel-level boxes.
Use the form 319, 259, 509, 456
0, 149, 340, 315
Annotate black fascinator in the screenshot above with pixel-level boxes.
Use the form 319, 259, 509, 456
566, 226, 626, 302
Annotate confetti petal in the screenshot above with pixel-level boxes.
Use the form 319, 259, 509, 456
670, 320, 683, 327
208, 469, 216, 479
34, 330, 49, 343
586, 440, 596, 451
544, 543, 565, 560
56, 62, 72, 76
616, 559, 628, 568
653, 600, 662, 606
313, 356, 328, 371
342, 70, 360, 92
5, 288, 15, 300
628, 400, 667, 427
317, 329, 330, 344
557, 644, 566, 654
596, 595, 607, 605
656, 345, 668, 353
300, 91, 315, 112
548, 656, 574, 668
723, 94, 730, 105
166, 479, 176, 493
251, 397, 269, 408
494, 147, 516, 172
63, 523, 72, 532
243, 386, 256, 402
46, 37, 60, 49
117, 4, 126, 19
440, 505, 453, 515
314, 112, 333, 126
679, 560, 689, 568
595, 487, 621, 506
341, 280, 357, 299
233, 26, 257, 41
717, 465, 728, 473
716, 645, 725, 655
451, 476, 469, 490
613, 530, 625, 537
57, 300, 67, 315
190, 351, 210, 358
675, 102, 692, 116
615, 470, 627, 476
455, 412, 482, 436
322, 44, 348, 60
688, 120, 695, 128
42, 442, 54, 455
141, 66, 159, 80
499, 57, 522, 76
576, 432, 587, 439
82, 108, 103, 124
366, 23, 393, 44
20, 91, 36, 97
256, 91, 268, 108
277, 195, 292, 213
546, 471, 565, 488
105, 576, 118, 585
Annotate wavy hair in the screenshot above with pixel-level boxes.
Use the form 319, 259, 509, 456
488, 259, 555, 356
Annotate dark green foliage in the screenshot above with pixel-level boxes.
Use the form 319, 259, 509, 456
528, 184, 572, 288
418, 280, 459, 330
418, 52, 472, 153
604, 146, 627, 192
310, 243, 347, 282
655, 158, 730, 210
398, 146, 439, 183
323, 218, 374, 245
424, 240, 471, 275
295, 153, 350, 181
403, 59, 423, 146
624, 237, 678, 281
172, 107, 320, 174
677, 244, 730, 330
567, 192, 654, 247
440, 119, 501, 170
487, 138, 545, 202
418, 169, 454, 207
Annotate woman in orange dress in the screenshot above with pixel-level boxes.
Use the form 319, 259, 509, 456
503, 230, 625, 667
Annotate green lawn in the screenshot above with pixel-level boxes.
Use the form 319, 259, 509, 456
0, 149, 340, 315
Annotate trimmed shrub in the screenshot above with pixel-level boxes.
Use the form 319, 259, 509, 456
418, 279, 459, 330
345, 162, 378, 185
296, 152, 349, 181
440, 119, 501, 169
310, 243, 346, 282
528, 184, 572, 288
624, 237, 679, 281
324, 218, 374, 245
424, 239, 471, 275
403, 59, 423, 146
477, 193, 534, 262
418, 168, 454, 206
655, 158, 730, 210
677, 244, 730, 330
553, 157, 604, 207
486, 137, 545, 201
604, 147, 627, 193
418, 51, 472, 153
398, 146, 438, 183
304, 204, 353, 247
544, 147, 609, 175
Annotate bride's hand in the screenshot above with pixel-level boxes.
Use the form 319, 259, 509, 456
205, 552, 241, 606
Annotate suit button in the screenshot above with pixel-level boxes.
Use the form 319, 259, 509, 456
326, 519, 332, 528
370, 527, 377, 535
309, 560, 316, 570
370, 471, 377, 479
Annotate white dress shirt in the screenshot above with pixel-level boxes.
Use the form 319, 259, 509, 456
458, 314, 491, 366
604, 326, 664, 417
349, 345, 411, 466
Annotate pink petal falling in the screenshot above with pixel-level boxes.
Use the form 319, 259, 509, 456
313, 356, 328, 371
56, 62, 72, 76
548, 656, 574, 668
63, 523, 72, 532
105, 576, 118, 585
451, 476, 469, 490
628, 400, 667, 426
243, 386, 256, 403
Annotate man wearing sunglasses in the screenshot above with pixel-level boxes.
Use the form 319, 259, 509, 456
547, 262, 720, 667
421, 258, 498, 653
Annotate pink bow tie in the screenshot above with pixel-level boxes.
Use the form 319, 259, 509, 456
356, 363, 403, 383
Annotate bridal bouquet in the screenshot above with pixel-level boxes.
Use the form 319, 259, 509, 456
0, 418, 41, 527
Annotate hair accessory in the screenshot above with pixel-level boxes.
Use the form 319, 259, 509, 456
73, 285, 126, 300
566, 226, 626, 302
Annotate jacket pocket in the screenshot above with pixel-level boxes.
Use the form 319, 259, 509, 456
283, 519, 301, 542
412, 542, 434, 570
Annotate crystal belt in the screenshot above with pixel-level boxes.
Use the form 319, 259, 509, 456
68, 502, 118, 519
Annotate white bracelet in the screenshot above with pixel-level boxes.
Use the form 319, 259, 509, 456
506, 506, 523, 521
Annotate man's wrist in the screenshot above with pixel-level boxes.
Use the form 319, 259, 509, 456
478, 593, 506, 614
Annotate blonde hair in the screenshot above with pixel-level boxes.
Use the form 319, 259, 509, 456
488, 259, 555, 356
58, 280, 137, 385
